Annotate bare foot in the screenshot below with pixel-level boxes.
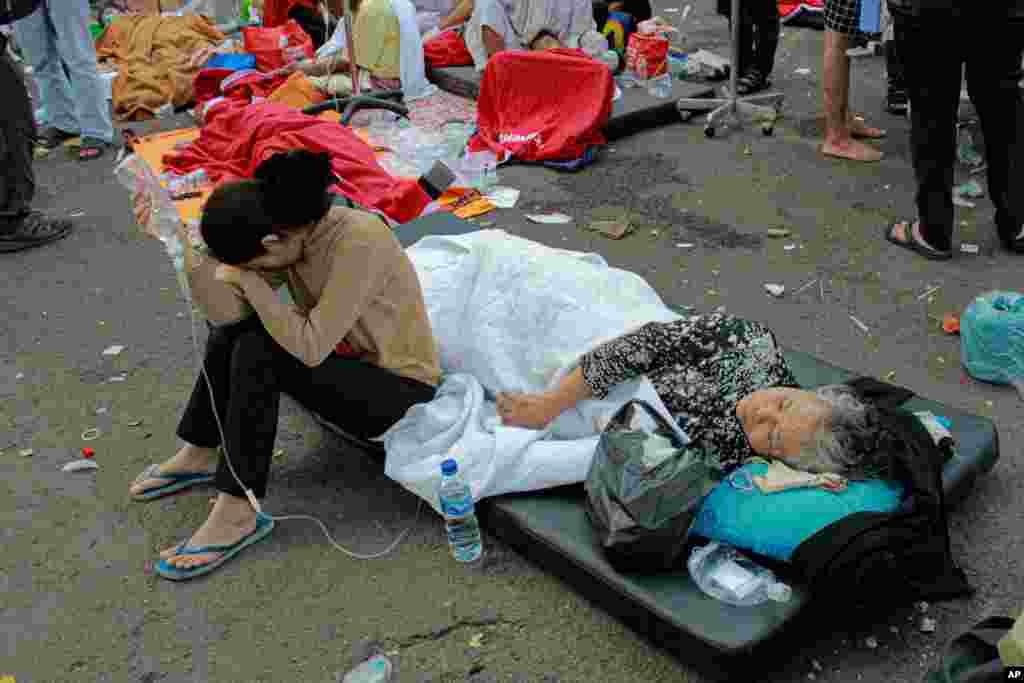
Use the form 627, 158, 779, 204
159, 493, 257, 568
850, 115, 886, 139
821, 138, 883, 162
129, 444, 219, 498
496, 392, 561, 430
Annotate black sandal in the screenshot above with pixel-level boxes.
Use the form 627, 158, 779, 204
886, 86, 909, 116
735, 69, 769, 95
884, 221, 952, 261
0, 212, 73, 253
36, 126, 79, 150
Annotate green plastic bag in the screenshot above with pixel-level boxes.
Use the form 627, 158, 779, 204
585, 400, 717, 573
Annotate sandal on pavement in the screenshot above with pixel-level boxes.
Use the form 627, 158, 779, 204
78, 137, 108, 162
156, 512, 275, 581
0, 212, 72, 253
851, 114, 887, 139
131, 462, 217, 501
884, 221, 953, 261
36, 127, 79, 149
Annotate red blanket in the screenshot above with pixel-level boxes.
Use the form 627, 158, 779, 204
469, 49, 612, 163
424, 29, 473, 68
162, 100, 430, 224
778, 0, 824, 21
262, 0, 318, 27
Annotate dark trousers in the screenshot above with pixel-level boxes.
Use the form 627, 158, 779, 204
0, 40, 36, 227
717, 0, 781, 77
177, 316, 436, 499
898, 12, 1024, 250
884, 15, 906, 90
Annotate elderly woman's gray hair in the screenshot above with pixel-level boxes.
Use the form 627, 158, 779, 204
781, 384, 887, 475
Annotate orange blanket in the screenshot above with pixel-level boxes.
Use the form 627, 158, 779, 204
97, 15, 226, 121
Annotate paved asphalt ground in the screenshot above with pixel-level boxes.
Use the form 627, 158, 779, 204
2, 3, 1021, 682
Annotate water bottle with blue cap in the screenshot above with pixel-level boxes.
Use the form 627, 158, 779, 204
438, 457, 483, 562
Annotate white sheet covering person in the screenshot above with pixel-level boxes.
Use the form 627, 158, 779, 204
464, 0, 597, 71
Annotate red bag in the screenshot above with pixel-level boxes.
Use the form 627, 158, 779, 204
424, 29, 474, 68
469, 49, 613, 163
242, 20, 314, 72
626, 32, 670, 80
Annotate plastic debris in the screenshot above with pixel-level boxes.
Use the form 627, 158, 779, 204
525, 213, 572, 224
19, 449, 34, 457
783, 243, 796, 251
108, 375, 127, 383
764, 283, 785, 298
676, 242, 695, 248
942, 312, 961, 334
62, 459, 99, 473
885, 371, 897, 381
82, 428, 101, 441
953, 196, 976, 209
865, 636, 879, 649
588, 219, 632, 239
485, 187, 520, 209
917, 601, 929, 613
69, 210, 85, 218
103, 345, 125, 357
960, 243, 979, 254
917, 285, 941, 301
766, 228, 791, 238
812, 660, 823, 672
127, 419, 143, 427
957, 129, 984, 168
15, 372, 24, 380
341, 655, 393, 683
468, 633, 485, 648
794, 279, 818, 296
82, 447, 95, 459
850, 315, 870, 334
794, 68, 812, 75
920, 617, 937, 633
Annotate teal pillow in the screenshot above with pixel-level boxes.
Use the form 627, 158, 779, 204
690, 463, 905, 561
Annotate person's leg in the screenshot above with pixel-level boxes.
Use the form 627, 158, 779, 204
0, 41, 72, 253
885, 8, 908, 114
964, 19, 1024, 251
12, 6, 79, 139
752, 0, 780, 80
900, 11, 962, 253
822, 0, 883, 161
48, 0, 114, 154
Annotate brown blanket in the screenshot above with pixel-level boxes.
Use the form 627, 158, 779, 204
97, 15, 225, 121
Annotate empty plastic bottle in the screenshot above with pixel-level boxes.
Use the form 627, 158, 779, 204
341, 655, 393, 683
438, 458, 483, 563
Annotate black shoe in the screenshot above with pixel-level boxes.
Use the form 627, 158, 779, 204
886, 86, 909, 116
0, 211, 73, 253
999, 223, 1024, 253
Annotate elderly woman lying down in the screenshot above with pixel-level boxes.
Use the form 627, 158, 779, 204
498, 313, 887, 476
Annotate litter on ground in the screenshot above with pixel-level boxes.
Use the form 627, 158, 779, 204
526, 213, 572, 224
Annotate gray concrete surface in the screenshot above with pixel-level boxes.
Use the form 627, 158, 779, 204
2, 4, 1021, 682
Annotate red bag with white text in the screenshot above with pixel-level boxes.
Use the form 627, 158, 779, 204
468, 49, 613, 163
242, 20, 314, 72
626, 32, 669, 80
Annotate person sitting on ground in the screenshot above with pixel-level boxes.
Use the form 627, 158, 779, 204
0, 29, 72, 253
128, 149, 441, 582
464, 0, 597, 71
497, 312, 890, 476
716, 0, 780, 95
296, 0, 433, 98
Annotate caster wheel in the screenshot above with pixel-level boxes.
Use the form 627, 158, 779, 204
762, 126, 774, 137
704, 126, 715, 138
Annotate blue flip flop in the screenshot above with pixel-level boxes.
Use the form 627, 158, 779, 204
131, 462, 216, 501
156, 512, 275, 581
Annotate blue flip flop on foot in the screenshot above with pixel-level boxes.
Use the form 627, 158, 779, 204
131, 462, 216, 501
156, 512, 275, 582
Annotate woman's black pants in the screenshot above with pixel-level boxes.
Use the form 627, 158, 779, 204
177, 315, 436, 499
897, 11, 1024, 251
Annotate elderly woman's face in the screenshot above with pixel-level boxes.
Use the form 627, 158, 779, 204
737, 388, 829, 460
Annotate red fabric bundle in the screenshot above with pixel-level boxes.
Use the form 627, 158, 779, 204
163, 100, 431, 224
424, 29, 473, 68
469, 49, 612, 163
241, 19, 314, 71
261, 0, 318, 27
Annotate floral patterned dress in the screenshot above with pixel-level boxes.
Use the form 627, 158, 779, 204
579, 312, 798, 473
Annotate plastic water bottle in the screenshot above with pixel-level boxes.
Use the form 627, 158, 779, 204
342, 655, 393, 683
438, 458, 483, 562
688, 542, 792, 607
647, 73, 672, 98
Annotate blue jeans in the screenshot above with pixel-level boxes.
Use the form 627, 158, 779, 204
13, 0, 113, 143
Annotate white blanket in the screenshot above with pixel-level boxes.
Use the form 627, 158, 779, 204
384, 230, 684, 513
